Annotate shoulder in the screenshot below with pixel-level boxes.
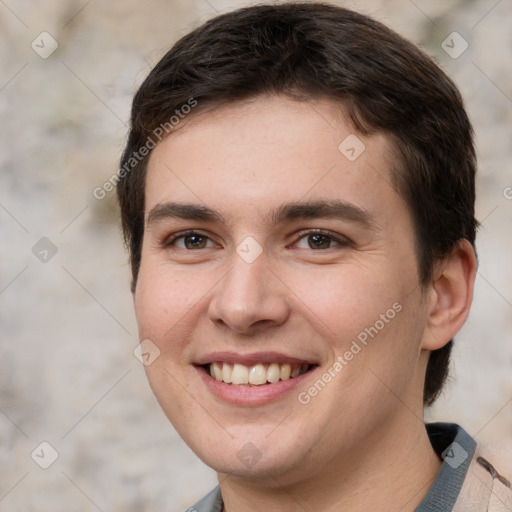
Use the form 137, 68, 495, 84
454, 444, 512, 511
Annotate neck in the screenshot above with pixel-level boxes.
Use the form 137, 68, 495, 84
219, 414, 441, 512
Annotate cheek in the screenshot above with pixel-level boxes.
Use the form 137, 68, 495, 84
133, 263, 205, 422
134, 261, 204, 357
281, 262, 404, 345
287, 261, 424, 396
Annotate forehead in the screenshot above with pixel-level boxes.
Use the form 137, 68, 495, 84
144, 95, 404, 228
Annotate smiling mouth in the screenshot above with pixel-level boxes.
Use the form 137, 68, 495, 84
204, 362, 315, 386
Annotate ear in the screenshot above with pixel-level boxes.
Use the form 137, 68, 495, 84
421, 240, 477, 351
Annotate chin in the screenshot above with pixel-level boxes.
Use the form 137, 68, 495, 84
183, 426, 318, 485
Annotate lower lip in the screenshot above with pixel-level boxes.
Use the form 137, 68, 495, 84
196, 366, 316, 406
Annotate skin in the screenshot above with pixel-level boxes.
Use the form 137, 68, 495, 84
134, 95, 476, 511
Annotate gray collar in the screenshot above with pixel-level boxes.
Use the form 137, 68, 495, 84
190, 423, 476, 512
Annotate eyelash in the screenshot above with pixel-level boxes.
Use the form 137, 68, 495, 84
162, 229, 351, 251
163, 230, 216, 250
293, 229, 352, 249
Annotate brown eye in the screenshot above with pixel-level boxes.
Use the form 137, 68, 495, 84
293, 229, 353, 252
294, 230, 349, 250
183, 234, 208, 249
307, 234, 332, 249
164, 231, 216, 250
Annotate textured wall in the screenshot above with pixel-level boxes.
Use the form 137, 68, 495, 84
1, 0, 511, 510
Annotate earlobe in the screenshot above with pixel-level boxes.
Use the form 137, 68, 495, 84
422, 240, 477, 351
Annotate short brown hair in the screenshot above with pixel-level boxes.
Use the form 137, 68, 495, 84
117, 2, 478, 405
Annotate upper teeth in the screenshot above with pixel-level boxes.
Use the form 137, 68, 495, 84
209, 362, 310, 385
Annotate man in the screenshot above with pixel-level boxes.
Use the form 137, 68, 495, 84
117, 3, 511, 510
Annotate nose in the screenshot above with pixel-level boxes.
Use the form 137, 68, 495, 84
208, 250, 290, 335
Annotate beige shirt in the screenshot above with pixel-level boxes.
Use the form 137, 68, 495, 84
189, 423, 511, 512
453, 447, 512, 511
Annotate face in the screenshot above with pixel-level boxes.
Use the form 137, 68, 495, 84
134, 95, 431, 484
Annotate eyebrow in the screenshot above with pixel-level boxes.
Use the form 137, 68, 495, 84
146, 199, 377, 230
267, 200, 377, 229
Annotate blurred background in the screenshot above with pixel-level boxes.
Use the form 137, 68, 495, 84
1, 0, 511, 510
